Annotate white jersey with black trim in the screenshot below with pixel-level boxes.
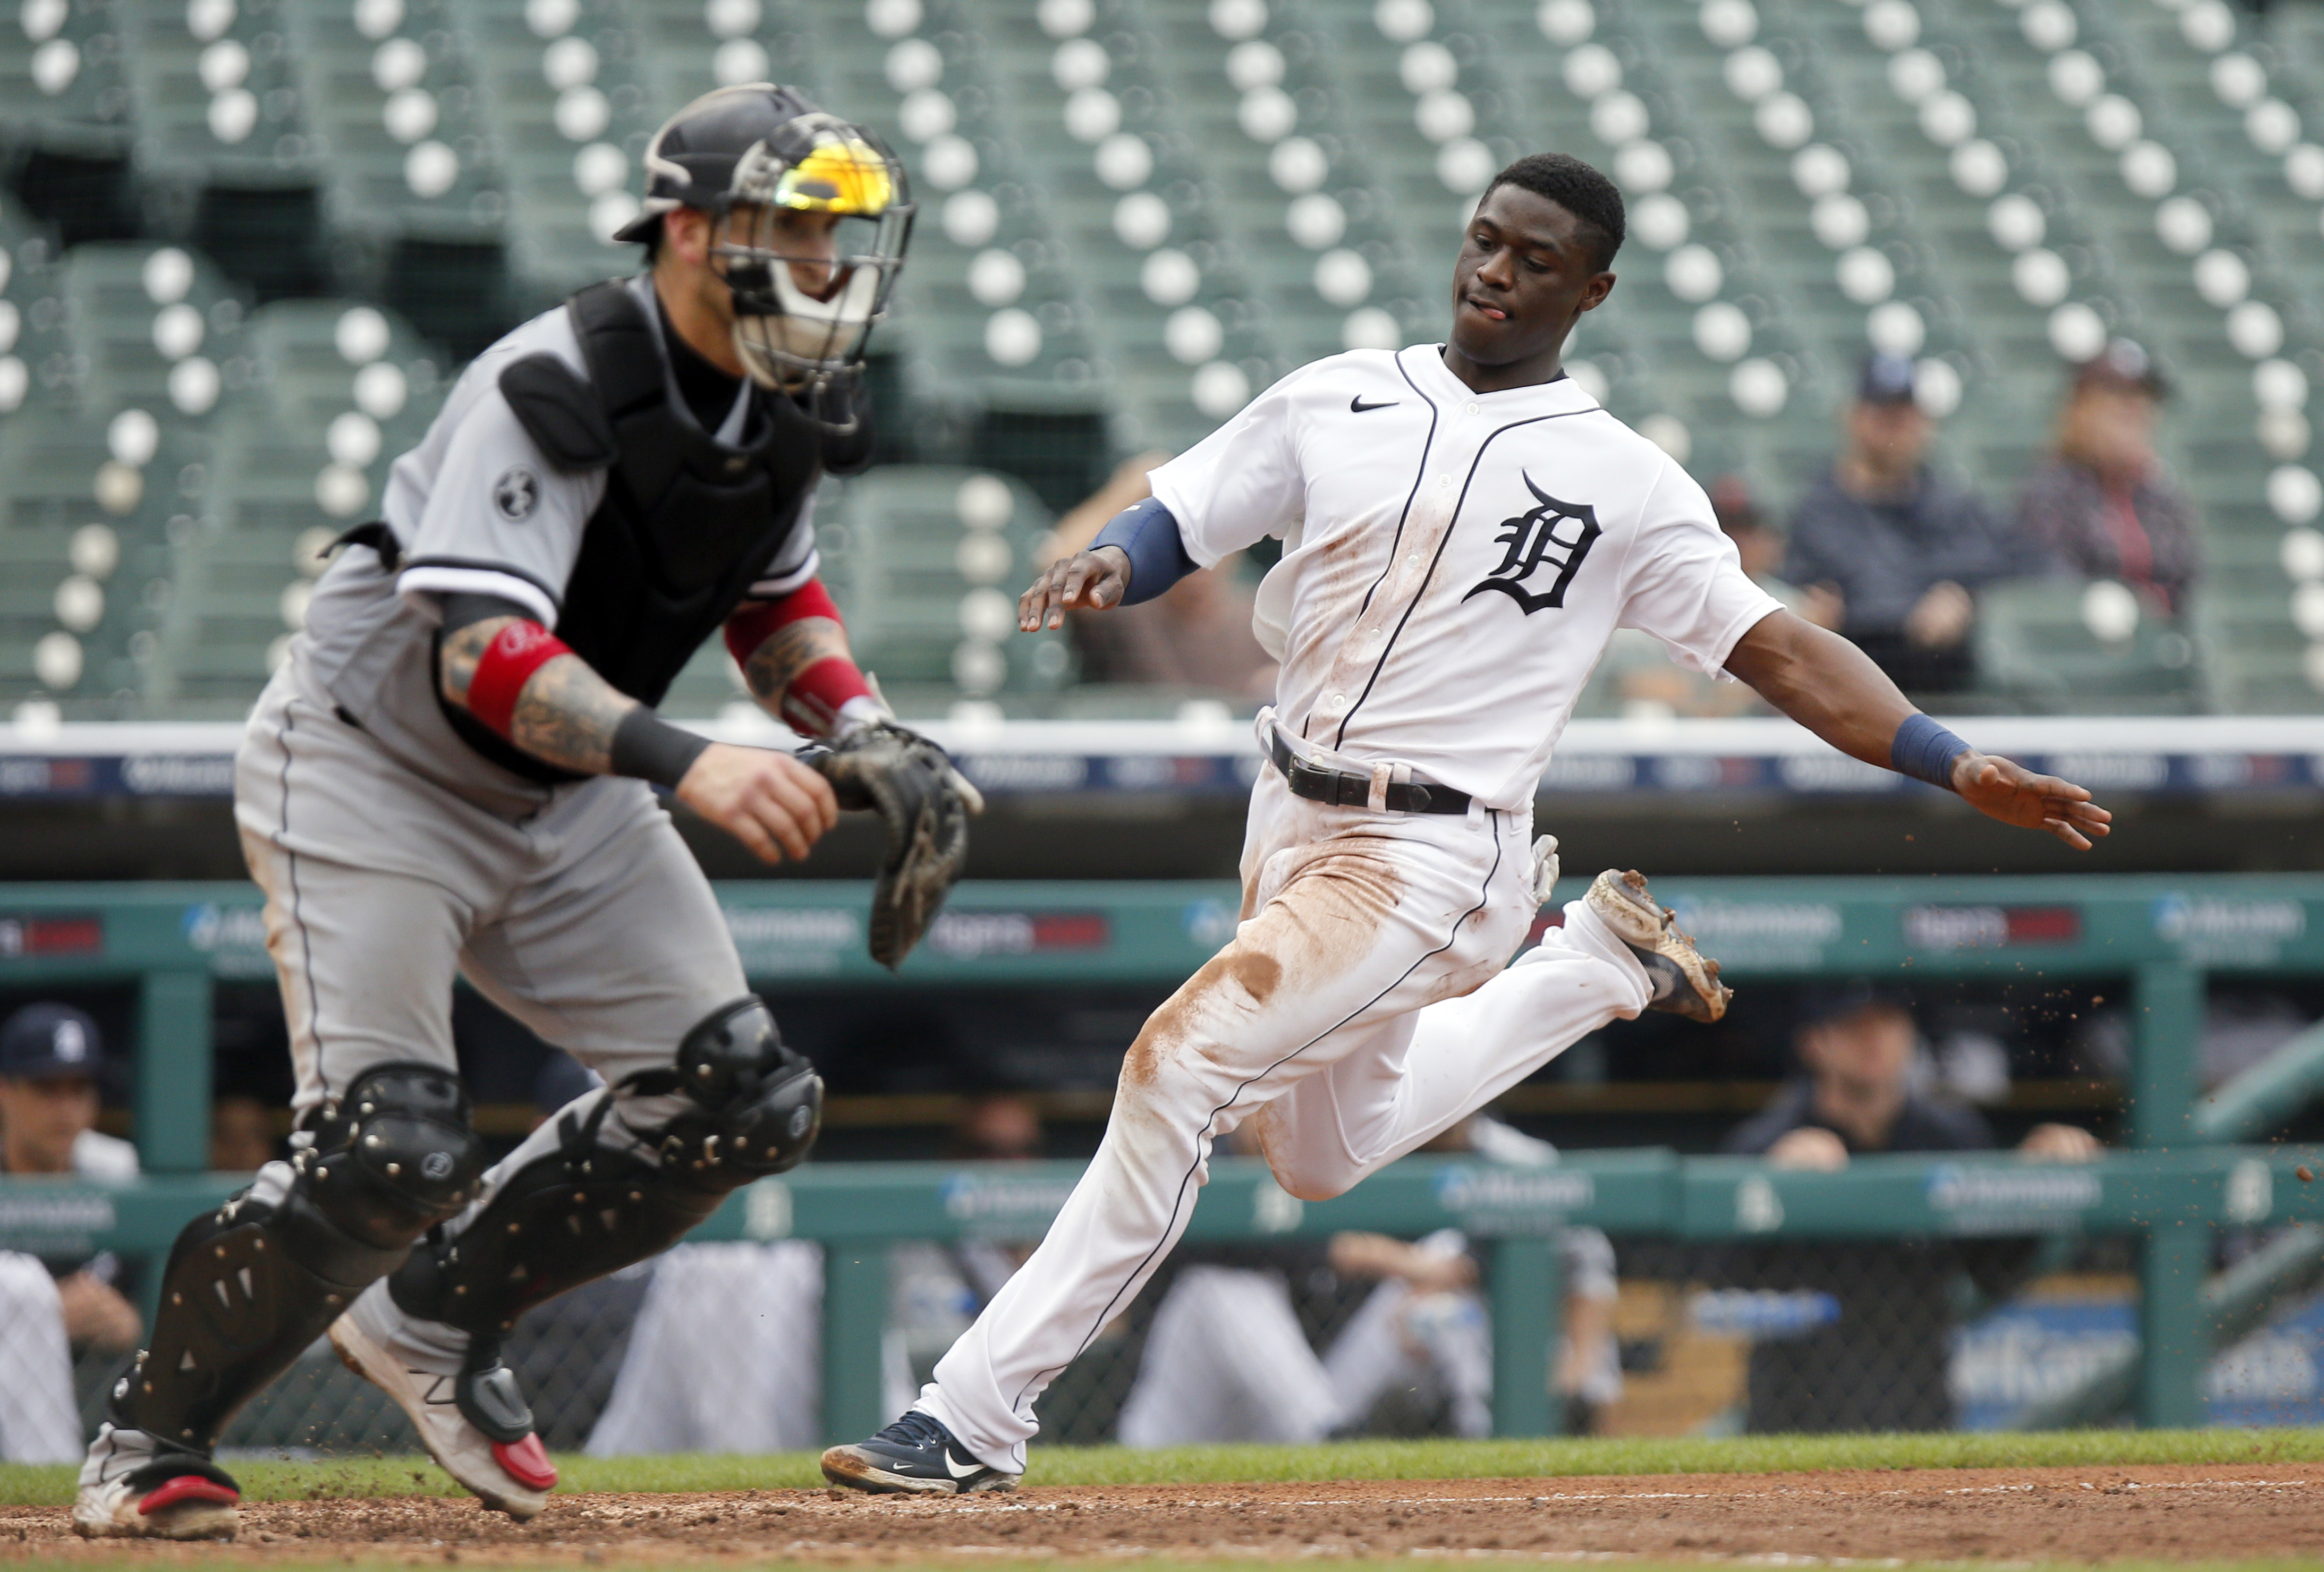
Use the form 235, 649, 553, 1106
1147, 344, 1785, 810
293, 274, 818, 808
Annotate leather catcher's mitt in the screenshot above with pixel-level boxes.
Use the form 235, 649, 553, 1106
809, 723, 980, 969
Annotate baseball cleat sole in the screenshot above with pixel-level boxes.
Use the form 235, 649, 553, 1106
819, 1442, 1019, 1495
1585, 868, 1732, 1023
72, 1472, 241, 1540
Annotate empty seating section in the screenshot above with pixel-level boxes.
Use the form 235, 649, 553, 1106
0, 0, 2320, 719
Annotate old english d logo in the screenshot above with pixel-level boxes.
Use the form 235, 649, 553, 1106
1463, 473, 1601, 614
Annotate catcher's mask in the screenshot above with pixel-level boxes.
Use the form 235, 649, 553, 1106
618, 84, 912, 412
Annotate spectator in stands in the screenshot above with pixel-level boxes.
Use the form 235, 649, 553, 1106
0, 1004, 141, 1462
1719, 982, 2096, 1433
2017, 339, 2200, 616
1604, 477, 1832, 718
1040, 453, 1277, 704
1785, 354, 2033, 693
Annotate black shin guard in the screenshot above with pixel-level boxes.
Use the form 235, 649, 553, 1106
391, 998, 822, 1338
112, 1066, 482, 1451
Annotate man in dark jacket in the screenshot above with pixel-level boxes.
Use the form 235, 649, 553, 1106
1785, 355, 2033, 693
1720, 981, 2095, 1432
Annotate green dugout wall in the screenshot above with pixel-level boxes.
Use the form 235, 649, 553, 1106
2, 875, 2321, 1441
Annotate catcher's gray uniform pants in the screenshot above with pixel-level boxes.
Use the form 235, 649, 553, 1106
234, 664, 749, 1124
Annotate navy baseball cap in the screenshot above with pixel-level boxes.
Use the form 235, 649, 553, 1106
2074, 337, 2168, 398
1856, 352, 1918, 406
1796, 979, 1914, 1027
0, 1003, 104, 1080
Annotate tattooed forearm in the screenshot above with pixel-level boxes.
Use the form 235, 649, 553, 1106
506, 657, 633, 774
742, 616, 850, 712
436, 616, 510, 707
439, 614, 637, 775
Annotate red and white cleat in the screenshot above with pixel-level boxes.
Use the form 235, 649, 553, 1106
73, 1426, 241, 1540
330, 1281, 556, 1520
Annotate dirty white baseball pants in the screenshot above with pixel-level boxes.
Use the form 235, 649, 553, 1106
919, 765, 1654, 1470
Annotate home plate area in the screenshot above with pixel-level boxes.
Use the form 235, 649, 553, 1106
7, 1465, 2324, 1564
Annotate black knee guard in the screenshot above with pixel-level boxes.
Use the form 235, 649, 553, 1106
391, 998, 822, 1338
113, 1065, 481, 1451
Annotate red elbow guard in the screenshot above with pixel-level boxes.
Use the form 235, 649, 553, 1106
725, 580, 874, 736
724, 579, 843, 666
467, 621, 571, 735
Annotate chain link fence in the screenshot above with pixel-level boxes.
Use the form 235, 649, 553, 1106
31, 1229, 2324, 1459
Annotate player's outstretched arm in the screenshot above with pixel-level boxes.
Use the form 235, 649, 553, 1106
1019, 545, 1132, 630
1723, 609, 2113, 851
435, 594, 836, 863
1019, 495, 1197, 631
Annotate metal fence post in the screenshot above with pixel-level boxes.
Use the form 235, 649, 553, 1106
138, 969, 213, 1175
1489, 1236, 1561, 1438
820, 1239, 889, 1446
2131, 960, 2206, 1427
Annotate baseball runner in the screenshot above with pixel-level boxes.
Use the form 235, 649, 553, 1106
73, 85, 974, 1540
821, 151, 2111, 1492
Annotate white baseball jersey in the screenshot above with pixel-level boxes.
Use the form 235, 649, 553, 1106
1148, 344, 1786, 810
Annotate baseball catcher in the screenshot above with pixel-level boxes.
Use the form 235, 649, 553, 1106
73, 84, 967, 1539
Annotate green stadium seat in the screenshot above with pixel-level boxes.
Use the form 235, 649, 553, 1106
1974, 577, 2205, 714
822, 463, 1070, 714
0, 403, 200, 719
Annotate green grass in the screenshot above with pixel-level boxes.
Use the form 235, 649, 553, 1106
5, 1427, 2323, 1507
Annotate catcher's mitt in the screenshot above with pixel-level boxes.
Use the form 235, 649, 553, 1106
808, 723, 981, 969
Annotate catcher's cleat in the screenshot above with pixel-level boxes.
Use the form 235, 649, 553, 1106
1584, 868, 1732, 1023
820, 1409, 1020, 1495
330, 1281, 556, 1520
72, 1426, 241, 1540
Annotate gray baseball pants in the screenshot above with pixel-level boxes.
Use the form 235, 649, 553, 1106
232, 663, 751, 1216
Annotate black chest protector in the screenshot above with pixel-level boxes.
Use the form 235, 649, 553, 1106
443, 280, 821, 782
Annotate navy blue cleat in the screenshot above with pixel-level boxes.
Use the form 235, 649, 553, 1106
819, 1410, 1020, 1495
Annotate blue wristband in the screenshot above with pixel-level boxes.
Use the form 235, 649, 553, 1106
1089, 496, 1197, 606
1890, 712, 1970, 791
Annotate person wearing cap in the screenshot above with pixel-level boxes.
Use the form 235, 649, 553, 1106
1716, 982, 2094, 1432
71, 83, 939, 1537
1783, 353, 2034, 693
0, 1004, 141, 1464
2017, 339, 2200, 616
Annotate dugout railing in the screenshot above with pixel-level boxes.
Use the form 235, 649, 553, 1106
3, 874, 2323, 1442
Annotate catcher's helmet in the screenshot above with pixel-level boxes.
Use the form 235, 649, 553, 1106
617, 83, 912, 398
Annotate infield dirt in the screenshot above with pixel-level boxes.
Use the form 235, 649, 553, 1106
5, 1463, 2323, 1565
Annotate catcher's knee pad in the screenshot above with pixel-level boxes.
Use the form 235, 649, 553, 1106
391, 1000, 822, 1338
660, 996, 824, 1180
113, 1064, 481, 1451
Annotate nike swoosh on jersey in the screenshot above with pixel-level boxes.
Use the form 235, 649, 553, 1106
944, 1450, 986, 1479
1350, 396, 1397, 412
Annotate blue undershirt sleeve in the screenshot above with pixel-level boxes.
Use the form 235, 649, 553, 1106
1090, 496, 1199, 606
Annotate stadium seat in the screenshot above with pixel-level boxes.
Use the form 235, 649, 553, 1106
1973, 577, 2204, 714
820, 463, 1070, 714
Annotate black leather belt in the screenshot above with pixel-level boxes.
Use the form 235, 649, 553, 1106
1267, 728, 1470, 815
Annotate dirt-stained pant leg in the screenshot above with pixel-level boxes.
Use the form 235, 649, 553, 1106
920, 772, 1532, 1471
1250, 896, 1656, 1201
